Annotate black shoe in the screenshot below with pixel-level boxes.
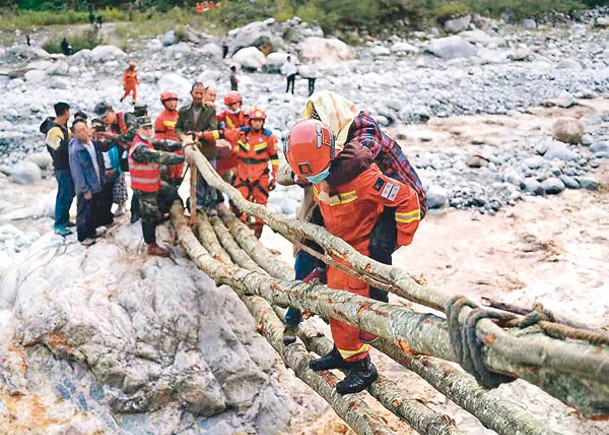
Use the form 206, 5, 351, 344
309, 347, 349, 371
130, 213, 140, 224
283, 325, 297, 346
336, 355, 378, 395
66, 221, 76, 227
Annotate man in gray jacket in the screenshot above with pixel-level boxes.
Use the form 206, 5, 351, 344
69, 120, 105, 246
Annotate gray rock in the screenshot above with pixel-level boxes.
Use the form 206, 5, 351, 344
163, 30, 177, 46
264, 52, 289, 73
167, 42, 192, 54
70, 48, 92, 63
426, 185, 449, 209
523, 178, 544, 195
559, 175, 579, 189
595, 17, 609, 28
590, 142, 609, 158
390, 42, 419, 55
575, 177, 598, 190
201, 43, 222, 59
475, 48, 508, 64
23, 69, 47, 83
298, 37, 355, 65
465, 154, 489, 168
370, 45, 391, 56
443, 15, 471, 34
429, 36, 477, 59
552, 118, 583, 144
232, 47, 267, 70
520, 19, 537, 29
508, 46, 531, 61
146, 39, 163, 51
11, 161, 41, 184
157, 72, 192, 96
543, 142, 579, 161
541, 177, 565, 194
557, 58, 582, 70
523, 155, 545, 169
25, 152, 52, 169
90, 45, 127, 62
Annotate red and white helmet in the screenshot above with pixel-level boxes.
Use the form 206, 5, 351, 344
285, 119, 336, 183
224, 91, 242, 106
248, 105, 266, 120
160, 91, 178, 103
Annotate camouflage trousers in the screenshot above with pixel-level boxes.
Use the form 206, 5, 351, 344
138, 184, 182, 244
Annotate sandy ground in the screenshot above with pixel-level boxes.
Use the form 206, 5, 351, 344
263, 101, 609, 434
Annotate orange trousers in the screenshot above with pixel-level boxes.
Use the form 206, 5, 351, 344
121, 85, 137, 103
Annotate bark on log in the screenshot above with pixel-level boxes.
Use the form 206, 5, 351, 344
230, 234, 555, 435
171, 204, 395, 435
184, 147, 609, 417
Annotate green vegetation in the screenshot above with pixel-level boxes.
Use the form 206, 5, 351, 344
42, 27, 101, 54
0, 0, 605, 41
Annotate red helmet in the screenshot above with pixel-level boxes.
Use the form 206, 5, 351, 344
248, 105, 266, 120
224, 91, 242, 106
285, 119, 336, 182
160, 91, 178, 103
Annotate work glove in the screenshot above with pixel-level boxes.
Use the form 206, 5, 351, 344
303, 267, 327, 285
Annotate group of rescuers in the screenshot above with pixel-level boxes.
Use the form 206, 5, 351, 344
44, 70, 427, 394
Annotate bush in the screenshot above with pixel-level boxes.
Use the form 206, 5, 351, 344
435, 2, 471, 20
42, 27, 101, 54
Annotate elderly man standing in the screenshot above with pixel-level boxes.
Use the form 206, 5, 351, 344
175, 82, 220, 213
69, 120, 105, 246
129, 116, 184, 257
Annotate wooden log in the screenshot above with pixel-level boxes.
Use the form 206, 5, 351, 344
170, 204, 396, 435
184, 148, 609, 417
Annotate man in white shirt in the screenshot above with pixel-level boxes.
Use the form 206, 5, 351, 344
281, 55, 298, 95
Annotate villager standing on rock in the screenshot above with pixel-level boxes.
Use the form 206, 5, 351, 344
284, 118, 422, 394
229, 65, 239, 91
120, 61, 139, 105
232, 106, 278, 238
155, 91, 183, 188
129, 116, 184, 257
69, 120, 106, 246
60, 37, 71, 56
40, 102, 75, 237
175, 82, 220, 213
281, 55, 297, 95
301, 57, 318, 97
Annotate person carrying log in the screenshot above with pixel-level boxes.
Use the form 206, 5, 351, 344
284, 118, 422, 394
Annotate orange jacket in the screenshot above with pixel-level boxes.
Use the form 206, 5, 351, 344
154, 109, 179, 141
234, 127, 278, 181
217, 110, 247, 129
313, 164, 421, 256
128, 136, 160, 193
123, 69, 138, 88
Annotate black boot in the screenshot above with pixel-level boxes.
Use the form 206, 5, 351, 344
309, 347, 350, 371
336, 355, 378, 395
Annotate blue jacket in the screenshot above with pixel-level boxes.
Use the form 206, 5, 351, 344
69, 138, 105, 195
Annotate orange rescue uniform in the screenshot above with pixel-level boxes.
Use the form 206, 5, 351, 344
121, 69, 139, 103
313, 164, 421, 362
216, 110, 248, 175
154, 108, 183, 181
233, 126, 279, 235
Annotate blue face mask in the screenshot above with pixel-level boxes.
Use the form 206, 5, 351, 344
306, 166, 330, 184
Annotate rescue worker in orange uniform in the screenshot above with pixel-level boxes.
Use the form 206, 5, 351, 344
129, 116, 184, 257
154, 91, 183, 187
233, 106, 279, 238
284, 119, 422, 394
120, 61, 139, 105
216, 91, 248, 179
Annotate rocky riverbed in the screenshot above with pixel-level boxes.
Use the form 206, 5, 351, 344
1, 8, 609, 434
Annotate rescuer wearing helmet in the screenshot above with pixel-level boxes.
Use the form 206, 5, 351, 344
217, 91, 247, 130
284, 118, 422, 394
154, 91, 183, 187
120, 61, 139, 105
232, 106, 279, 238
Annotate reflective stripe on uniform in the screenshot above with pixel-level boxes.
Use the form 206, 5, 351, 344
238, 140, 250, 151
328, 190, 357, 206
337, 343, 369, 359
163, 120, 177, 127
395, 209, 421, 223
254, 142, 268, 152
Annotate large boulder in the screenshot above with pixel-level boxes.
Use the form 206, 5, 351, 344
25, 152, 53, 169
9, 46, 51, 60
200, 42, 222, 59
232, 47, 267, 70
428, 36, 477, 59
298, 37, 355, 65
11, 161, 42, 184
443, 15, 471, 33
157, 72, 192, 97
0, 225, 292, 433
23, 69, 47, 83
552, 118, 583, 144
162, 29, 177, 46
543, 142, 579, 161
90, 45, 127, 62
70, 48, 92, 63
227, 19, 284, 55
426, 185, 449, 209
264, 52, 290, 73
390, 42, 419, 55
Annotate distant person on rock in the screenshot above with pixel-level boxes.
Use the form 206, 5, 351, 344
40, 102, 75, 237
60, 37, 71, 56
303, 57, 318, 97
154, 91, 183, 187
229, 65, 239, 91
96, 15, 103, 28
129, 116, 184, 257
68, 120, 106, 246
281, 55, 297, 95
284, 118, 422, 394
88, 6, 95, 25
175, 82, 220, 212
120, 61, 139, 105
